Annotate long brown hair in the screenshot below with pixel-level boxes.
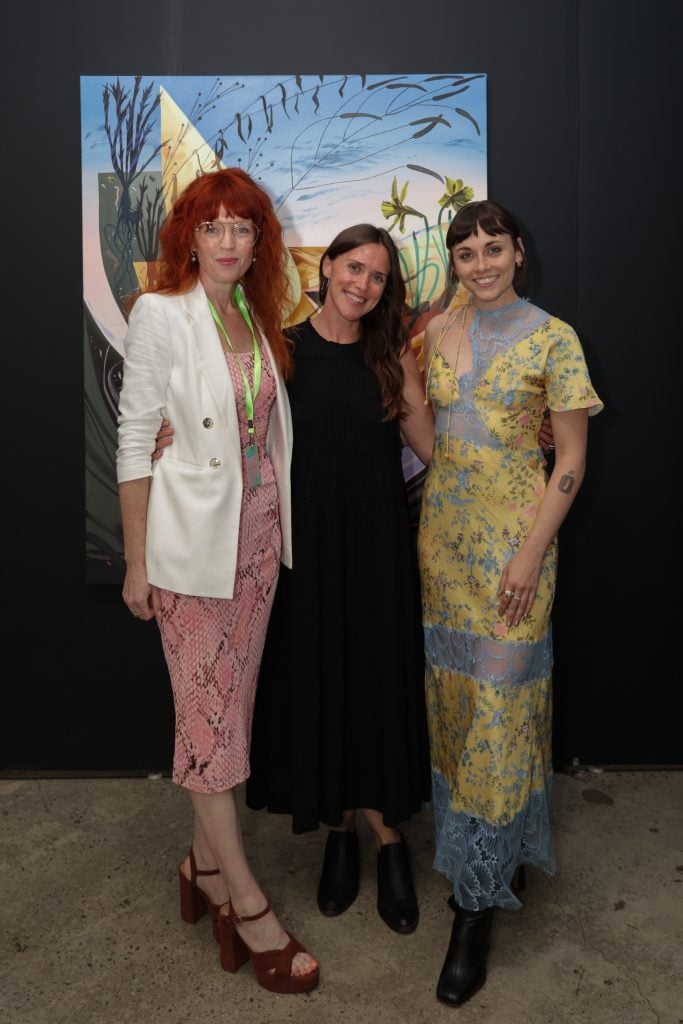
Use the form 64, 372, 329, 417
319, 224, 407, 420
144, 168, 293, 377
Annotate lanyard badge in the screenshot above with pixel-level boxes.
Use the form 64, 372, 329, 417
208, 286, 263, 488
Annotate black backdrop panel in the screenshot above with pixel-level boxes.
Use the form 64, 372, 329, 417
562, 0, 680, 764
2, 0, 679, 770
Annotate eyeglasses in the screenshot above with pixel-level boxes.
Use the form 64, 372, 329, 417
194, 220, 259, 244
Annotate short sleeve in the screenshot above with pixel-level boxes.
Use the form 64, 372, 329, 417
545, 318, 603, 417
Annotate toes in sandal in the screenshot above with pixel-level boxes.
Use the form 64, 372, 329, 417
218, 902, 319, 994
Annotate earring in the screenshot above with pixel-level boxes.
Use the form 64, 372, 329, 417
191, 250, 198, 264
515, 256, 523, 267
252, 254, 257, 264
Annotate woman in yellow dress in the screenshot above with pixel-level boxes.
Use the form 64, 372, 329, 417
418, 199, 602, 1006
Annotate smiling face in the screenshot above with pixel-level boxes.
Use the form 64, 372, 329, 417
321, 242, 390, 326
193, 204, 257, 298
450, 228, 524, 310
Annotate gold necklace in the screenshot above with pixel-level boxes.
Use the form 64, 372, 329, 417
423, 298, 471, 455
424, 298, 471, 402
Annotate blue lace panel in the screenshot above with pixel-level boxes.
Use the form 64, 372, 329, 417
434, 393, 502, 447
424, 623, 553, 687
471, 300, 549, 365
431, 769, 557, 911
434, 299, 550, 446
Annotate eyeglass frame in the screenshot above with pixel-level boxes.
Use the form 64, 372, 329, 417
193, 220, 260, 245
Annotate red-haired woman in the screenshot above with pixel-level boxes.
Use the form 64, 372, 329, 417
116, 168, 318, 994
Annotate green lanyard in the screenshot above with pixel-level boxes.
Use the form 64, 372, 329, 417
208, 285, 261, 435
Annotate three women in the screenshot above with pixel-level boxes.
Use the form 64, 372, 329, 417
128, 170, 601, 1004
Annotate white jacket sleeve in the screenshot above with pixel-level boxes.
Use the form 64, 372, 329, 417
116, 294, 173, 483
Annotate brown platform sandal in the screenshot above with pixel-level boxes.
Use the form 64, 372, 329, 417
218, 901, 320, 994
178, 848, 222, 943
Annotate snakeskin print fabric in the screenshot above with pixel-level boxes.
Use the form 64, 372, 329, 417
158, 348, 281, 792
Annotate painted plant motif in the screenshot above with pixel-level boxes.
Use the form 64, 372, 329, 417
81, 73, 487, 579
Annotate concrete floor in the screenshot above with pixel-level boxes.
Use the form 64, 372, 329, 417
1, 771, 681, 1024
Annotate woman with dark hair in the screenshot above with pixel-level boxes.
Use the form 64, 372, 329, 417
116, 167, 318, 993
418, 199, 602, 1005
245, 223, 434, 934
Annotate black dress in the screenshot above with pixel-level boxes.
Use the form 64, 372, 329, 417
246, 319, 430, 834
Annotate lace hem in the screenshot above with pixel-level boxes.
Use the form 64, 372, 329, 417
431, 768, 557, 910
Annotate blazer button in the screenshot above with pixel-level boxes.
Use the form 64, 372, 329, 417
203, 417, 214, 428
209, 457, 221, 468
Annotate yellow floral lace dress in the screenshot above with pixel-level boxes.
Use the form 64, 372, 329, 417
417, 298, 602, 910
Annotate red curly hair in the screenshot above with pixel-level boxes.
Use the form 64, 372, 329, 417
146, 168, 293, 377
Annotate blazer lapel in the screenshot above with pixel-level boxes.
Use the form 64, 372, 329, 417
181, 281, 236, 432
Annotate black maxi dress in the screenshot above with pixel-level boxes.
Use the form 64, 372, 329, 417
246, 319, 431, 834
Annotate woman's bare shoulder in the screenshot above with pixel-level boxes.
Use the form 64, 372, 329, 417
422, 310, 448, 358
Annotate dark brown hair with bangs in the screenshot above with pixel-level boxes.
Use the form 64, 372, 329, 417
138, 167, 294, 377
446, 199, 527, 288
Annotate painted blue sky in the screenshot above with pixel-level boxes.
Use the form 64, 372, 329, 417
81, 73, 487, 246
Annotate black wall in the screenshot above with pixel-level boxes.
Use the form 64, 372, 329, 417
3, 1, 679, 771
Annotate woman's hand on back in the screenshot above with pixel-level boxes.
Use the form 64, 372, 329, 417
152, 418, 174, 461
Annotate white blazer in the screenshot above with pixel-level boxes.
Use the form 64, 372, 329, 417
116, 281, 293, 599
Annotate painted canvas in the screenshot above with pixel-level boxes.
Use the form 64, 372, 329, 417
81, 73, 487, 582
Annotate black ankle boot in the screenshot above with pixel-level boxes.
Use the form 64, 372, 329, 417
317, 830, 360, 916
436, 904, 495, 1006
511, 864, 527, 893
376, 832, 419, 934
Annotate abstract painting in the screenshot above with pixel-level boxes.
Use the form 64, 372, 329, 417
81, 73, 487, 581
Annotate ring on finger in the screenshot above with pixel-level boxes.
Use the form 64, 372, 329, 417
503, 589, 514, 597
512, 595, 522, 601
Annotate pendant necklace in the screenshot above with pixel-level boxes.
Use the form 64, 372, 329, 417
424, 298, 472, 455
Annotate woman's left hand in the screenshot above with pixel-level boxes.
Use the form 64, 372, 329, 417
497, 548, 543, 627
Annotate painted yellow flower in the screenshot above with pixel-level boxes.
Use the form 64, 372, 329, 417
438, 177, 474, 213
381, 176, 423, 233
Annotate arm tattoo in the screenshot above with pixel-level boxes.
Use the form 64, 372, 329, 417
558, 471, 575, 494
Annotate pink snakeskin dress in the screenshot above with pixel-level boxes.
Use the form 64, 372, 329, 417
157, 347, 281, 793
